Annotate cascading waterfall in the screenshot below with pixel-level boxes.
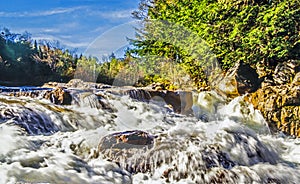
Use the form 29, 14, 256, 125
0, 86, 299, 183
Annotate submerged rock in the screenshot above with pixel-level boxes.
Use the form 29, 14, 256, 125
98, 130, 237, 175
192, 91, 226, 121
0, 102, 59, 135
98, 130, 155, 173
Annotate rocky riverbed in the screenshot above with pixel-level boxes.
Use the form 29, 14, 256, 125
0, 60, 299, 183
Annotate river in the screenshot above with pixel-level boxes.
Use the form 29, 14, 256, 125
0, 86, 299, 183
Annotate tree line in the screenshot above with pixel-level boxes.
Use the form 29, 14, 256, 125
0, 28, 129, 86
1, 0, 299, 88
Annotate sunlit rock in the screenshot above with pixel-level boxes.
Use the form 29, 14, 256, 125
273, 60, 299, 85
43, 87, 72, 105
213, 61, 260, 98
246, 82, 300, 137
65, 79, 110, 89
292, 72, 300, 86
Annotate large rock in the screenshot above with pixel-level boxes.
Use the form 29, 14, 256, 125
127, 89, 193, 115
98, 130, 235, 175
43, 87, 72, 105
245, 60, 300, 137
246, 85, 300, 137
98, 130, 155, 173
98, 130, 155, 151
213, 61, 260, 98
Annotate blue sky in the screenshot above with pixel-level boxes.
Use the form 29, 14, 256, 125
0, 0, 140, 56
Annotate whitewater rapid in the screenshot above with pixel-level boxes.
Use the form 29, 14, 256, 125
0, 88, 299, 183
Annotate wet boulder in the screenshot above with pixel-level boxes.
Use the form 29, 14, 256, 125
127, 88, 193, 115
43, 87, 72, 105
98, 130, 237, 175
98, 130, 155, 173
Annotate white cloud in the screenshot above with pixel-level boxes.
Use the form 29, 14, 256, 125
0, 6, 133, 20
42, 28, 61, 33
0, 6, 86, 17
88, 9, 134, 20
33, 34, 90, 49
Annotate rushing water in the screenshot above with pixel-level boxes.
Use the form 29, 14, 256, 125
0, 86, 299, 184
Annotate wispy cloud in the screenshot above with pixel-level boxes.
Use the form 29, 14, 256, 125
88, 9, 134, 20
33, 34, 90, 49
105, 9, 134, 19
42, 28, 61, 33
0, 6, 86, 18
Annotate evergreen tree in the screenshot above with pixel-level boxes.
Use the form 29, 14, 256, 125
131, 0, 300, 83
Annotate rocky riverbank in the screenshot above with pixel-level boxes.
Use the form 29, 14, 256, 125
246, 61, 300, 137
214, 60, 300, 137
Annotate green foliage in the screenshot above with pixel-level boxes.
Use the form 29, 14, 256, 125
0, 29, 78, 85
0, 28, 133, 86
131, 0, 300, 87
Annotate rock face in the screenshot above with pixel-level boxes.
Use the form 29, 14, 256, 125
273, 60, 299, 85
246, 60, 300, 137
213, 61, 260, 98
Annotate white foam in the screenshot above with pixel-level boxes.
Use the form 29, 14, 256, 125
0, 91, 299, 183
